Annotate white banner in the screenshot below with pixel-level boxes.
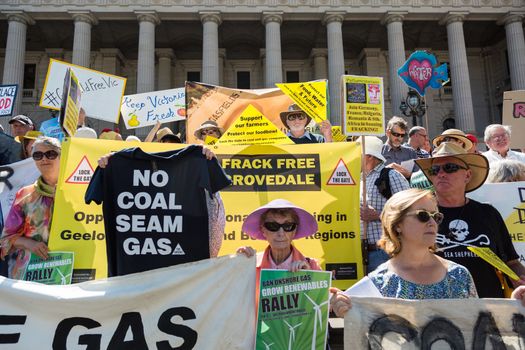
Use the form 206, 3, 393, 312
120, 88, 186, 129
39, 59, 126, 124
468, 181, 525, 259
0, 158, 39, 222
0, 255, 256, 349
345, 297, 525, 349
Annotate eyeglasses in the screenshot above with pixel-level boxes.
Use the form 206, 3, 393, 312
32, 150, 60, 161
287, 114, 306, 121
428, 163, 468, 176
490, 133, 508, 141
390, 131, 406, 138
262, 222, 298, 232
406, 210, 444, 225
201, 129, 218, 136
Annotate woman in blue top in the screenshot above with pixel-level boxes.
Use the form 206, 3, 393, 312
331, 189, 477, 316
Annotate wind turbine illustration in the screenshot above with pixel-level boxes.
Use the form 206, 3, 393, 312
283, 320, 302, 350
304, 293, 329, 350
262, 340, 274, 350
56, 268, 72, 285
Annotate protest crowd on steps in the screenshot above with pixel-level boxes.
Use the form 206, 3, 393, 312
1, 93, 525, 348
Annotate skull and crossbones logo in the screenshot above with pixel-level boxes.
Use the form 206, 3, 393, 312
449, 219, 469, 241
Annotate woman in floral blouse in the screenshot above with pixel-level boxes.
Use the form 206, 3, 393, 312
1, 136, 61, 280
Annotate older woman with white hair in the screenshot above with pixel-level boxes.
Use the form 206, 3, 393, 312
483, 124, 525, 164
487, 159, 525, 183
0, 136, 61, 279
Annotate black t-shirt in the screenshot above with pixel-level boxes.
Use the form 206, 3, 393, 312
436, 199, 518, 298
85, 145, 231, 277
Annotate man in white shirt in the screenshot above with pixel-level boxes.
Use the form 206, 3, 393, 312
482, 124, 525, 164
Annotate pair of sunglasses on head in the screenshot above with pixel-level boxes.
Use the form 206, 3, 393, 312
33, 150, 60, 161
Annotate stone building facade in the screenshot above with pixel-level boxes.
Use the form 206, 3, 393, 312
1, 1, 524, 138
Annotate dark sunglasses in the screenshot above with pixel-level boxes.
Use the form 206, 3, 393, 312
428, 163, 468, 176
201, 129, 218, 136
287, 114, 306, 121
32, 150, 60, 161
406, 210, 444, 225
437, 136, 465, 146
263, 222, 298, 232
390, 131, 406, 138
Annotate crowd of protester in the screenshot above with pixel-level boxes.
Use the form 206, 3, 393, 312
1, 106, 525, 331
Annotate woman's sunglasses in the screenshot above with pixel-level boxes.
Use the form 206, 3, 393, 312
406, 210, 444, 225
201, 129, 218, 136
287, 114, 306, 121
428, 163, 468, 176
32, 150, 60, 161
263, 222, 298, 232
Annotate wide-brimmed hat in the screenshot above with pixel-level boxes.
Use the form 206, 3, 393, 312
9, 115, 34, 126
356, 136, 386, 163
242, 199, 318, 240
15, 130, 43, 143
415, 142, 489, 193
432, 128, 473, 151
156, 127, 173, 140
74, 127, 97, 139
279, 104, 312, 127
193, 120, 222, 140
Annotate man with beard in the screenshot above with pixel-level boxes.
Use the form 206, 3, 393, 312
483, 124, 525, 164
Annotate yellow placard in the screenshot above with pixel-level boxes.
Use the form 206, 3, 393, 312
204, 135, 218, 145
467, 246, 519, 280
331, 126, 347, 142
62, 68, 81, 137
49, 139, 362, 289
216, 104, 293, 146
341, 75, 385, 136
276, 81, 328, 123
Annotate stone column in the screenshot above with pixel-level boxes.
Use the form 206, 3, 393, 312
70, 11, 97, 68
200, 12, 221, 85
311, 48, 328, 80
382, 12, 408, 116
1, 11, 34, 118
219, 48, 226, 85
323, 12, 346, 125
157, 48, 174, 91
441, 13, 476, 133
136, 11, 160, 94
501, 13, 525, 90
262, 12, 283, 87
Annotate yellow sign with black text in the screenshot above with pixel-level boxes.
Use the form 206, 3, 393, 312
49, 139, 362, 289
276, 81, 328, 123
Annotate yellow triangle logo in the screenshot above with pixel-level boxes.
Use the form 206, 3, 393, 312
216, 104, 293, 146
276, 80, 328, 123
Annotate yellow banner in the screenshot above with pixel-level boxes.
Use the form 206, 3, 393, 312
216, 104, 293, 146
467, 247, 519, 280
50, 139, 362, 289
341, 75, 385, 136
276, 81, 328, 123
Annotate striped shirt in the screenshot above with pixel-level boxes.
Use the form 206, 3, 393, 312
361, 163, 410, 243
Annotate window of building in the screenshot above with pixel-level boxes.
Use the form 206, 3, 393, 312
23, 64, 36, 90
442, 117, 455, 131
286, 71, 300, 83
187, 71, 201, 82
237, 71, 250, 89
443, 62, 451, 86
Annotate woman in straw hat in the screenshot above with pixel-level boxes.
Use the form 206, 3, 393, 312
236, 199, 321, 292
194, 120, 223, 142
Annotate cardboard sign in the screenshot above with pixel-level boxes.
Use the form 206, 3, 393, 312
40, 59, 126, 123
256, 270, 331, 350
216, 105, 293, 146
331, 126, 347, 142
0, 84, 17, 117
502, 90, 525, 150
120, 88, 186, 129
59, 67, 82, 137
23, 251, 74, 285
341, 75, 385, 136
276, 81, 328, 123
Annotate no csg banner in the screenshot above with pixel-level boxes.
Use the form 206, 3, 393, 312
345, 297, 525, 349
49, 139, 362, 289
0, 255, 256, 348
